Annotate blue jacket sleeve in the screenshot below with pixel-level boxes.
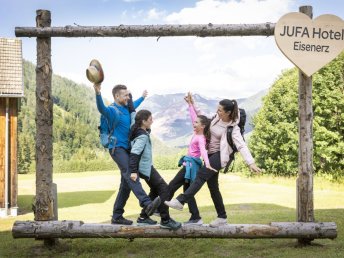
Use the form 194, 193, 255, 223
96, 94, 118, 121
133, 97, 144, 109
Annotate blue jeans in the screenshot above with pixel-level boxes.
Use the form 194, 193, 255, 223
109, 147, 151, 220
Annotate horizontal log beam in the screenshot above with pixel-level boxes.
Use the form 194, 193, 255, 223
15, 23, 275, 38
12, 220, 337, 239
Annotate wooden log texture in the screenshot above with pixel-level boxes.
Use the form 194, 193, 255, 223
297, 6, 314, 224
34, 9, 54, 221
15, 23, 275, 38
12, 221, 337, 239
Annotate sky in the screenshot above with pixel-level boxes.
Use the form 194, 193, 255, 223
1, 0, 343, 101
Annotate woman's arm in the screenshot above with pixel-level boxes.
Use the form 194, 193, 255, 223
231, 126, 261, 173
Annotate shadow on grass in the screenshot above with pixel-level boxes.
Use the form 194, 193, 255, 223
18, 190, 114, 215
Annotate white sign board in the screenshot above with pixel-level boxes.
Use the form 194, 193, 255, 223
275, 13, 344, 77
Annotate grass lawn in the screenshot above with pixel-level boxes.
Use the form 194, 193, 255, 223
0, 170, 343, 258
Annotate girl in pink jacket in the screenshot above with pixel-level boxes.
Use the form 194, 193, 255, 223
166, 93, 261, 226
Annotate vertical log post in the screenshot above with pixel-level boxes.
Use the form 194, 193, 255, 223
296, 5, 314, 245
35, 9, 57, 246
34, 9, 54, 221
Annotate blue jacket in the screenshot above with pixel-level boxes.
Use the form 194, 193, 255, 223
178, 156, 203, 183
96, 94, 144, 149
129, 128, 152, 179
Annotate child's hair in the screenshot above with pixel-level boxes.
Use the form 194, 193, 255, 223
219, 99, 239, 122
197, 115, 211, 149
129, 109, 152, 141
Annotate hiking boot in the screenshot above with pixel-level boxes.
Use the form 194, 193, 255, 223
160, 219, 182, 230
137, 217, 157, 226
164, 199, 183, 211
144, 196, 161, 217
183, 218, 203, 225
111, 217, 133, 225
209, 218, 228, 227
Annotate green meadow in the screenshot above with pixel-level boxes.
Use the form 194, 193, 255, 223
0, 171, 343, 258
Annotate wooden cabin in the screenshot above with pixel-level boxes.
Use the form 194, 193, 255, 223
0, 38, 24, 217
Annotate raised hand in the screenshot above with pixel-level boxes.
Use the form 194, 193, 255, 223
93, 83, 101, 94
142, 90, 148, 99
188, 92, 194, 104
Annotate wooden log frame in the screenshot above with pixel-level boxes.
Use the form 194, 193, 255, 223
15, 23, 275, 38
12, 221, 337, 239
13, 6, 336, 244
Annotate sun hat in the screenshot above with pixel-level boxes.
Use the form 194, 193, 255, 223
86, 59, 104, 83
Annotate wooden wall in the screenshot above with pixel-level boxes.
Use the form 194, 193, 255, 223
0, 98, 18, 208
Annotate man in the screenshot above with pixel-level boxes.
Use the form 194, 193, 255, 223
94, 83, 160, 225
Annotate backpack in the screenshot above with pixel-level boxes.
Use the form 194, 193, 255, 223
98, 104, 121, 148
223, 108, 246, 173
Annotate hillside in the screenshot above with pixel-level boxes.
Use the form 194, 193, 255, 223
18, 61, 178, 173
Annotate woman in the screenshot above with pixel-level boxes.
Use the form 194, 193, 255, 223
129, 109, 181, 230
166, 93, 261, 227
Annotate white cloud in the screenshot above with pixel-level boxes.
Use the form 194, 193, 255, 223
165, 0, 294, 24
146, 8, 166, 20
34, 0, 298, 102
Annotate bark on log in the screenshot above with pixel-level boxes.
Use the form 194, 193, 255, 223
12, 221, 337, 239
15, 23, 275, 38
296, 6, 314, 245
34, 9, 54, 221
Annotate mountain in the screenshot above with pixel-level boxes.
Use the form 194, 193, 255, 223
140, 90, 267, 147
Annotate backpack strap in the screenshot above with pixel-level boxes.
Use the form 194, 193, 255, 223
224, 125, 236, 173
108, 104, 121, 135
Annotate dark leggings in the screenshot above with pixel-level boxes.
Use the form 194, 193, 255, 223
168, 166, 201, 220
139, 166, 171, 222
176, 152, 227, 219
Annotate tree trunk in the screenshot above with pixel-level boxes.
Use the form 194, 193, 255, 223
15, 23, 275, 38
34, 9, 54, 221
12, 221, 337, 239
296, 5, 314, 245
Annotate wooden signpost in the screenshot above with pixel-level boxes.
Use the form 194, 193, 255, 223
274, 6, 343, 244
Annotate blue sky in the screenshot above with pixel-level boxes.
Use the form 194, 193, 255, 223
1, 0, 343, 100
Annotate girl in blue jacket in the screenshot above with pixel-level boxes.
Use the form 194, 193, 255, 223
129, 109, 181, 230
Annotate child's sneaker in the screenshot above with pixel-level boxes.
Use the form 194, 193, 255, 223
164, 199, 183, 211
209, 218, 228, 227
137, 217, 157, 226
160, 219, 182, 230
183, 218, 203, 225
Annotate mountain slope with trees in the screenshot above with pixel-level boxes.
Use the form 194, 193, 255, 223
18, 61, 178, 173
